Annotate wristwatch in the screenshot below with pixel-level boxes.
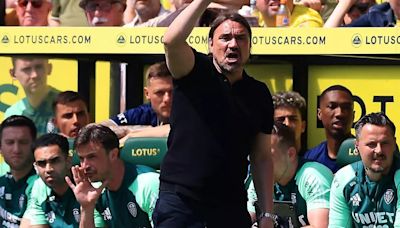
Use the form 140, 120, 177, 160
259, 212, 277, 223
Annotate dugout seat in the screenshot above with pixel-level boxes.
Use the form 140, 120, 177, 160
120, 137, 168, 170
336, 138, 361, 168
67, 138, 81, 166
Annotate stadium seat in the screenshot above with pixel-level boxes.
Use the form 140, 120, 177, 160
67, 138, 81, 166
336, 138, 360, 168
120, 137, 168, 170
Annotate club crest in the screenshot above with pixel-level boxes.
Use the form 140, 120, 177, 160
384, 189, 394, 205
73, 208, 81, 222
127, 202, 137, 217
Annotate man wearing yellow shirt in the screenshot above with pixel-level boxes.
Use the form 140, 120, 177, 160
256, 0, 323, 27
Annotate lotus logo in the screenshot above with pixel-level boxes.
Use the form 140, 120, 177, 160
1, 35, 9, 44
117, 35, 126, 45
352, 34, 362, 48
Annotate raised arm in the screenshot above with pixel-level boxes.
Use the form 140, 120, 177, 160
299, 164, 333, 228
163, 0, 212, 79
66, 166, 107, 228
328, 167, 353, 227
323, 0, 357, 27
250, 133, 274, 228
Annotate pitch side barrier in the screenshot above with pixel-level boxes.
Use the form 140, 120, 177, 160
2, 27, 400, 149
1, 27, 400, 54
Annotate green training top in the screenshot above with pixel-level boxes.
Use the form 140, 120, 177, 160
96, 162, 159, 228
0, 169, 37, 227
24, 177, 105, 227
329, 160, 400, 228
4, 87, 59, 136
248, 161, 333, 226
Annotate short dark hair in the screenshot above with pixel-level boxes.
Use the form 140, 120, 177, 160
32, 133, 69, 158
208, 12, 252, 42
0, 115, 37, 143
319, 85, 353, 107
11, 56, 49, 68
273, 91, 307, 120
53, 90, 88, 113
75, 124, 119, 154
146, 62, 172, 86
272, 122, 296, 150
355, 112, 396, 139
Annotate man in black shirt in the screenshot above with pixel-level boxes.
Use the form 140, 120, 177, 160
153, 0, 275, 227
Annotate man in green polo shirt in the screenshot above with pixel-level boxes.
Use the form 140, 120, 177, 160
329, 112, 400, 227
248, 122, 333, 227
0, 115, 38, 227
66, 124, 159, 227
5, 57, 60, 136
21, 133, 104, 227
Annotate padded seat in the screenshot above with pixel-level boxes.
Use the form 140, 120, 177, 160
67, 138, 81, 166
336, 138, 360, 168
120, 137, 168, 170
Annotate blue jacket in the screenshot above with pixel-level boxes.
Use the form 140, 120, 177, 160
347, 2, 396, 27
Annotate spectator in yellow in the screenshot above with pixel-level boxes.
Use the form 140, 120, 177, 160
256, 0, 323, 27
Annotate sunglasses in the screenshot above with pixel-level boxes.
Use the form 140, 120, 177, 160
85, 1, 120, 12
17, 0, 44, 8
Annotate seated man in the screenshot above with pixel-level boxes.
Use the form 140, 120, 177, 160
66, 124, 159, 227
273, 91, 307, 154
6, 57, 60, 136
53, 91, 90, 138
304, 85, 355, 173
101, 61, 172, 141
248, 122, 333, 227
0, 115, 38, 227
80, 0, 126, 26
21, 133, 104, 227
329, 112, 400, 227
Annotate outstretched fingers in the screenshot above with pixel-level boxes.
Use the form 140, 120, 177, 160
71, 165, 86, 183
65, 176, 75, 190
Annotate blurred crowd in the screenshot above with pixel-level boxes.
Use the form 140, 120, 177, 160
3, 0, 397, 28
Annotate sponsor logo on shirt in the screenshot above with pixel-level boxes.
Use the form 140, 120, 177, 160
350, 193, 362, 206
0, 187, 4, 199
291, 193, 297, 204
352, 212, 394, 225
384, 189, 394, 205
102, 207, 112, 221
127, 202, 137, 218
117, 113, 128, 124
18, 194, 25, 210
0, 205, 21, 224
